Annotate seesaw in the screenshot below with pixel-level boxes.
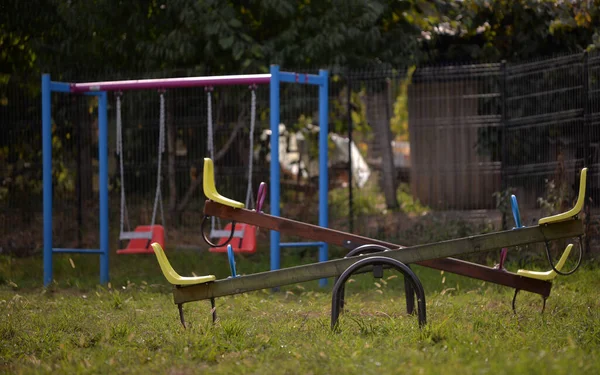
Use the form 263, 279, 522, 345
493, 186, 586, 310
151, 158, 586, 329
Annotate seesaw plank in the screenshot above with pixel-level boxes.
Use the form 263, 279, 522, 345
174, 213, 582, 304
202, 202, 582, 294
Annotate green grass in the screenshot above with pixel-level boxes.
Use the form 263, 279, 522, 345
1, 249, 599, 374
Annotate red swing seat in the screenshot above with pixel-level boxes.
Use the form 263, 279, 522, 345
117, 225, 165, 254
209, 223, 257, 254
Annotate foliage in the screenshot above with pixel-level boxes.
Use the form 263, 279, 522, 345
0, 0, 436, 77
537, 177, 572, 218
389, 67, 415, 141
0, 85, 83, 204
3, 0, 600, 239
329, 180, 387, 220
402, 214, 495, 246
329, 179, 428, 222
396, 183, 429, 216
329, 85, 372, 137
419, 0, 600, 63
493, 187, 517, 230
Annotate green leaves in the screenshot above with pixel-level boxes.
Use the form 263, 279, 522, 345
219, 36, 235, 50
3, 0, 599, 82
419, 0, 600, 63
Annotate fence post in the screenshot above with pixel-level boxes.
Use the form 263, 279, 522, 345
582, 51, 590, 255
583, 51, 590, 168
500, 60, 508, 230
346, 70, 354, 234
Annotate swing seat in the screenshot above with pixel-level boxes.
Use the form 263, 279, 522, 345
209, 223, 257, 254
117, 225, 165, 254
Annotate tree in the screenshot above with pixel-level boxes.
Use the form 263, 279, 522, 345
418, 0, 600, 63
10, 0, 599, 226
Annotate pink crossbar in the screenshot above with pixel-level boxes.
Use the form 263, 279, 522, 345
70, 74, 272, 93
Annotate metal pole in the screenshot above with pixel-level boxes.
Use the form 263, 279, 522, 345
583, 51, 590, 168
346, 72, 354, 233
582, 51, 590, 255
71, 74, 272, 93
42, 74, 53, 286
76, 99, 83, 246
318, 69, 329, 287
269, 65, 281, 273
98, 92, 109, 284
500, 61, 508, 230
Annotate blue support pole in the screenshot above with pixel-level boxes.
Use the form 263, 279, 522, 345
98, 92, 109, 284
49, 81, 71, 93
53, 248, 105, 254
318, 70, 329, 286
42, 74, 53, 286
278, 72, 326, 85
269, 65, 281, 273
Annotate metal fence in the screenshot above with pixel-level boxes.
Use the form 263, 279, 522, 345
408, 52, 599, 229
1, 52, 598, 256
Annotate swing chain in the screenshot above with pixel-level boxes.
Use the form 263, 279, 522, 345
150, 91, 166, 230
245, 86, 257, 208
205, 86, 220, 232
115, 92, 131, 235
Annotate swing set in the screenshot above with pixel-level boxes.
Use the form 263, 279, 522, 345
41, 66, 330, 286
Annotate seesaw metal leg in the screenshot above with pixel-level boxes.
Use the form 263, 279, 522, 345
331, 256, 426, 331
177, 299, 218, 329
512, 289, 547, 315
211, 298, 217, 323
178, 303, 186, 329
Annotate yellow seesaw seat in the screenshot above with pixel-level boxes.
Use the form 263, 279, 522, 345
538, 168, 587, 225
517, 168, 587, 281
517, 244, 573, 281
203, 158, 245, 208
151, 243, 216, 285
516, 168, 587, 281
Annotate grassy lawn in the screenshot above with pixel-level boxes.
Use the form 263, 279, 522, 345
1, 249, 599, 374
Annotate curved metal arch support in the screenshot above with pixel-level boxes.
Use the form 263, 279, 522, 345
344, 244, 391, 258
339, 244, 416, 315
331, 256, 427, 331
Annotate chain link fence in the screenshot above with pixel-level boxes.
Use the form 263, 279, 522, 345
1, 52, 598, 256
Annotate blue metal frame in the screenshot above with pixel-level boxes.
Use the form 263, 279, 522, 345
42, 74, 109, 286
269, 66, 329, 286
510, 194, 523, 228
42, 66, 328, 287
227, 244, 238, 278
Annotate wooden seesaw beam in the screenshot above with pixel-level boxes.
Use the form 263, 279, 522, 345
173, 204, 582, 305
